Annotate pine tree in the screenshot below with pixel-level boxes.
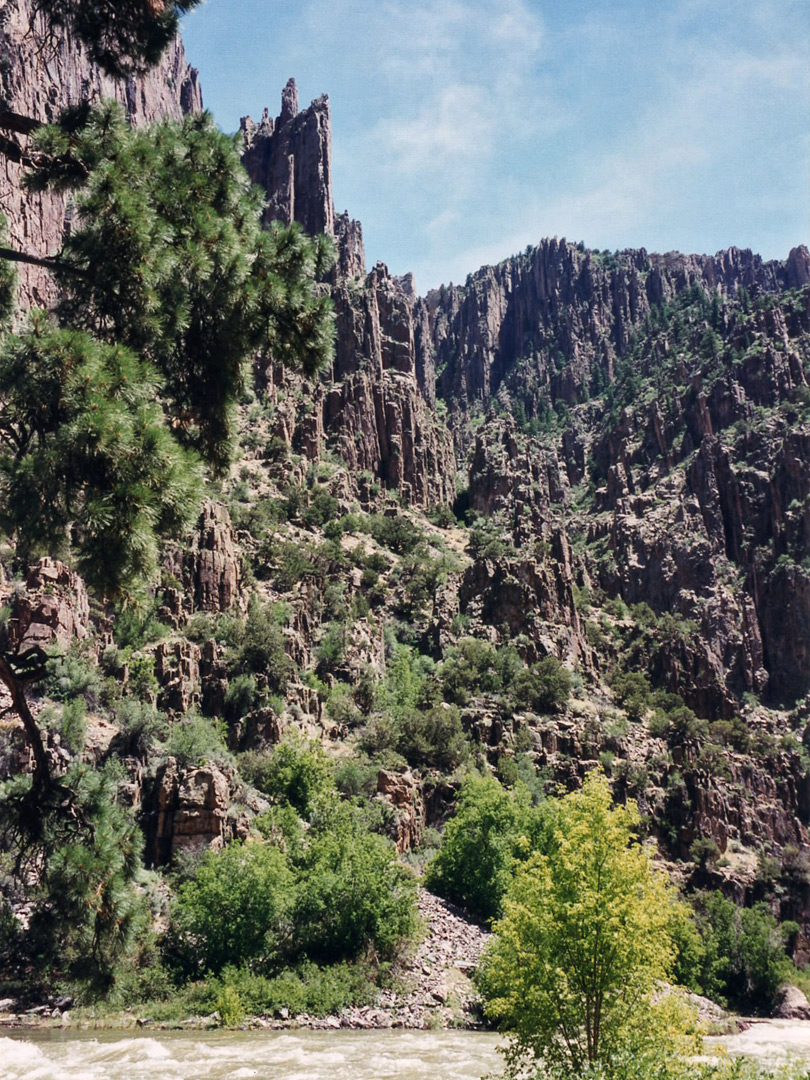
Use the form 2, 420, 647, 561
0, 105, 334, 884
0, 4, 334, 998
20, 103, 335, 473
29, 0, 203, 78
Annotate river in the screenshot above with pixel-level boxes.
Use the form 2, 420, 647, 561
2, 1021, 810, 1080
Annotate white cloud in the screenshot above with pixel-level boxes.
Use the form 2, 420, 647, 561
373, 83, 490, 174
292, 0, 809, 287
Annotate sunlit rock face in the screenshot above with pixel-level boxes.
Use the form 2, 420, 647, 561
0, 0, 201, 309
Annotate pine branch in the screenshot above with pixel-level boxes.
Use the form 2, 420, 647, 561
0, 110, 42, 136
0, 245, 90, 280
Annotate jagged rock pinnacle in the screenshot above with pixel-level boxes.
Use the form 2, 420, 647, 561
280, 77, 298, 125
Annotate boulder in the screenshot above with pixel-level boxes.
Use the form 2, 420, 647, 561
773, 983, 810, 1020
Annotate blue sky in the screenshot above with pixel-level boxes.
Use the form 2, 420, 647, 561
181, 0, 809, 293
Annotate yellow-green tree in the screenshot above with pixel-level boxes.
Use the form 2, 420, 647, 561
477, 772, 698, 1079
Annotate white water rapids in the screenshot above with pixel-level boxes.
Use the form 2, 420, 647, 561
0, 1029, 502, 1080
2, 1021, 810, 1080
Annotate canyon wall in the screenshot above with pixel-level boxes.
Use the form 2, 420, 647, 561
0, 0, 201, 308
241, 81, 455, 508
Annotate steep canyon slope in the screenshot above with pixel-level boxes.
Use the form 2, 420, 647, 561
1, 19, 810, 1002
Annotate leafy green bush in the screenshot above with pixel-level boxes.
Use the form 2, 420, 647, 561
224, 673, 259, 722
325, 681, 362, 727
251, 736, 333, 817
610, 670, 653, 721
207, 959, 377, 1018
128, 652, 159, 702
40, 699, 87, 754
684, 890, 793, 1012
269, 539, 315, 591
302, 484, 339, 528
167, 804, 416, 981
167, 841, 293, 977
114, 698, 167, 754
366, 513, 424, 555
398, 704, 470, 770
509, 657, 571, 713
163, 713, 233, 769
292, 805, 417, 963
43, 646, 102, 706
316, 622, 347, 672
232, 596, 291, 692
440, 637, 503, 705
657, 705, 709, 746
426, 773, 551, 921
113, 600, 170, 650
334, 758, 379, 798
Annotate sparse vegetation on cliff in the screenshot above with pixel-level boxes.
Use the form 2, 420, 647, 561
0, 0, 809, 1044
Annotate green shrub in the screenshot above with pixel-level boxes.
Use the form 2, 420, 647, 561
367, 513, 424, 555
233, 596, 291, 692
690, 835, 721, 869
398, 704, 470, 770
215, 984, 245, 1026
224, 673, 259, 722
334, 758, 379, 798
270, 540, 315, 591
510, 657, 571, 713
426, 773, 551, 921
293, 806, 417, 963
43, 646, 102, 706
127, 652, 159, 702
687, 891, 793, 1012
163, 713, 233, 769
167, 840, 293, 978
114, 698, 167, 754
428, 504, 457, 529
253, 736, 333, 817
113, 601, 170, 650
325, 681, 361, 727
51, 699, 87, 754
610, 670, 652, 721
302, 484, 339, 528
662, 706, 709, 746
440, 637, 502, 706
210, 959, 377, 1018
316, 622, 347, 671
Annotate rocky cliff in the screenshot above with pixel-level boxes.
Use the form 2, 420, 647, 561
240, 78, 365, 281
242, 82, 454, 509
0, 0, 201, 308
426, 238, 810, 447
0, 22, 809, 1001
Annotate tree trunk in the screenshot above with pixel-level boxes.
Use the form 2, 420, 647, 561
0, 656, 51, 789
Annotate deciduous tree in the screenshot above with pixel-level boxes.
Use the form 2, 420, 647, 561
478, 772, 696, 1079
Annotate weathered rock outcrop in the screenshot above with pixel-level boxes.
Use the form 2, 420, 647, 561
427, 238, 810, 446
425, 239, 809, 712
164, 501, 242, 618
151, 638, 201, 715
3, 558, 89, 652
773, 984, 810, 1020
0, 0, 201, 308
376, 768, 424, 852
240, 79, 365, 280
140, 757, 254, 867
323, 263, 457, 507
242, 83, 454, 508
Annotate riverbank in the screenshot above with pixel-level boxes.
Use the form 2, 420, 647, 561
0, 889, 491, 1033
